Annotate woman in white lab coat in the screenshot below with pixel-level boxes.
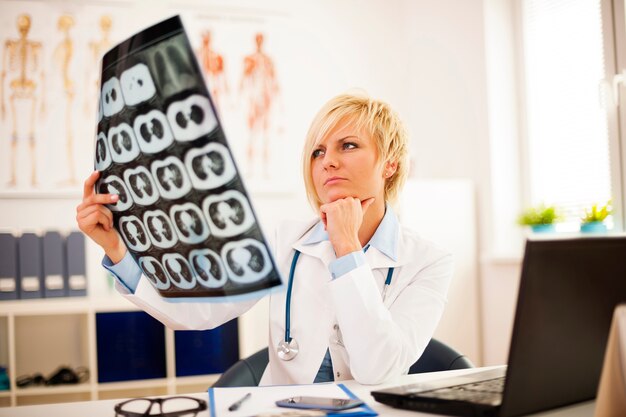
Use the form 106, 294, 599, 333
76, 93, 453, 385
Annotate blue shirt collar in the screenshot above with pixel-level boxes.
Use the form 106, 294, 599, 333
302, 204, 399, 261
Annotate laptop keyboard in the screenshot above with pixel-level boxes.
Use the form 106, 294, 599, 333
410, 376, 505, 406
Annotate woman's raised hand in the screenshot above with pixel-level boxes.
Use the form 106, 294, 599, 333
76, 171, 127, 263
319, 197, 375, 258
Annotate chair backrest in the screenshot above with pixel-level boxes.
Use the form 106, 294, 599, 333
212, 338, 473, 387
409, 338, 474, 374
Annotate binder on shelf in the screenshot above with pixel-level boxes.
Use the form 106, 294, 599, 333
0, 233, 18, 300
17, 233, 43, 299
42, 231, 67, 298
175, 318, 239, 376
66, 232, 87, 297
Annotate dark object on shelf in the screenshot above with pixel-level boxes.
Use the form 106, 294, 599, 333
16, 366, 89, 387
42, 231, 67, 297
114, 396, 207, 417
96, 311, 167, 383
174, 318, 239, 377
45, 366, 89, 385
66, 232, 87, 297
16, 373, 45, 388
18, 233, 44, 299
0, 233, 18, 300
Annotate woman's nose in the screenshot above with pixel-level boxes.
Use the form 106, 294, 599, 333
322, 150, 338, 169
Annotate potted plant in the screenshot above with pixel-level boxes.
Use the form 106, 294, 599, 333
518, 205, 561, 233
580, 200, 612, 233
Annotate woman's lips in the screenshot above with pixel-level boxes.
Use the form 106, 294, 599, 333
324, 177, 346, 186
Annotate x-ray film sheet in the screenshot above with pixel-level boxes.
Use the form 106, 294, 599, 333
95, 16, 283, 300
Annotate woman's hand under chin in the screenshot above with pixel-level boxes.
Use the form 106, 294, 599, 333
319, 197, 375, 258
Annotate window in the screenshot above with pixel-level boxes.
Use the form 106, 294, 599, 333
520, 0, 614, 231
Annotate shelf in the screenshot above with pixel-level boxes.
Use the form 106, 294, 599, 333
15, 382, 91, 396
0, 391, 10, 398
0, 294, 140, 316
174, 374, 219, 386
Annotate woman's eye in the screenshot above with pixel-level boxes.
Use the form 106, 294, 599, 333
343, 142, 357, 150
312, 149, 324, 158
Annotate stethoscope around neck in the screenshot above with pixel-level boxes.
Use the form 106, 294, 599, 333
277, 245, 395, 361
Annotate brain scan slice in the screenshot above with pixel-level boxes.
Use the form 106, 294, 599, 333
185, 142, 236, 189
169, 203, 210, 244
101, 76, 125, 117
108, 123, 140, 163
143, 210, 177, 249
120, 63, 157, 106
202, 190, 254, 238
97, 175, 133, 212
189, 249, 227, 289
151, 156, 192, 200
133, 109, 174, 154
123, 166, 160, 206
139, 256, 171, 290
162, 253, 196, 290
119, 215, 151, 252
94, 132, 112, 171
166, 94, 217, 142
222, 238, 271, 284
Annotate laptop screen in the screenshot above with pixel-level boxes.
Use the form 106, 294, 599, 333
501, 236, 626, 416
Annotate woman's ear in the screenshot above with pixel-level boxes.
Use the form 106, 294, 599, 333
383, 161, 398, 178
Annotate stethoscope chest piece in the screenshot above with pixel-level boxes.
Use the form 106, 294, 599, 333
277, 338, 299, 361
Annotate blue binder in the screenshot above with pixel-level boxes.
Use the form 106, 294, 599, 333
175, 318, 239, 376
66, 232, 87, 297
42, 231, 67, 297
17, 233, 43, 299
0, 233, 18, 300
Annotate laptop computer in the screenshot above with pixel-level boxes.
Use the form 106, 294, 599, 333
371, 236, 626, 417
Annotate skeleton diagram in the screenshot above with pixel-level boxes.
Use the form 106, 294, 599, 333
54, 14, 77, 185
239, 33, 279, 177
1, 14, 44, 187
196, 30, 228, 114
85, 15, 112, 117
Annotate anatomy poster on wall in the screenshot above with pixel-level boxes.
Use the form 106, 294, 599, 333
96, 15, 283, 299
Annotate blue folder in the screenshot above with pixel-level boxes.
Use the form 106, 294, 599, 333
42, 231, 67, 297
18, 233, 43, 299
66, 232, 87, 297
0, 233, 18, 300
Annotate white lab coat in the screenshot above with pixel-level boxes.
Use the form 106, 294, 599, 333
114, 218, 453, 386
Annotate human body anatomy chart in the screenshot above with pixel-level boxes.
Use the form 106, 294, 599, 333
95, 16, 282, 299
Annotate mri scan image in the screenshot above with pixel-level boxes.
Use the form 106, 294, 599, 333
123, 166, 160, 206
108, 123, 141, 163
185, 142, 236, 190
95, 16, 282, 300
151, 156, 192, 200
144, 210, 178, 249
95, 132, 112, 171
133, 109, 174, 154
170, 202, 210, 244
97, 175, 133, 212
222, 238, 272, 284
166, 94, 217, 142
139, 256, 171, 290
101, 76, 125, 117
202, 190, 254, 238
119, 215, 151, 252
162, 253, 196, 290
189, 249, 227, 289
120, 63, 157, 106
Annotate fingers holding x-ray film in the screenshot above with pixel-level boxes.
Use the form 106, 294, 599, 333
97, 175, 133, 212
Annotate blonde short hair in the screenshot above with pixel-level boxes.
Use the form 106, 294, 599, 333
302, 93, 409, 211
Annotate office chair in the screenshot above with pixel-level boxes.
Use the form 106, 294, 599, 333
212, 338, 473, 387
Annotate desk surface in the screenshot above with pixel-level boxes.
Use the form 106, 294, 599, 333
0, 367, 595, 417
